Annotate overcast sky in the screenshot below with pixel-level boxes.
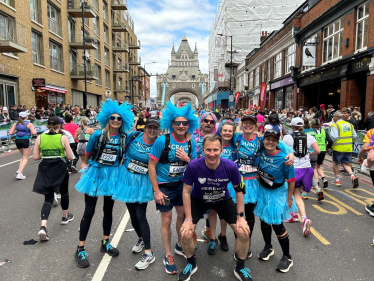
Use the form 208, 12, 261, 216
128, 0, 217, 98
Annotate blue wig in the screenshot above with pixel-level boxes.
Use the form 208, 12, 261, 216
160, 102, 199, 134
96, 99, 134, 133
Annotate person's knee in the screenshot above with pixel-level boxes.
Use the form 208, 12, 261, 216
181, 229, 194, 241
83, 206, 95, 218
273, 224, 287, 237
161, 214, 172, 228
236, 227, 249, 241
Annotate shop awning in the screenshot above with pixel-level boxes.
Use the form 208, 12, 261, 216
38, 84, 67, 94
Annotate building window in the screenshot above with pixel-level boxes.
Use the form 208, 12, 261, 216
275, 88, 283, 109
105, 70, 110, 88
267, 61, 271, 81
95, 41, 101, 61
254, 66, 260, 87
323, 19, 343, 63
104, 47, 109, 66
274, 52, 282, 79
103, 1, 108, 21
0, 81, 17, 108
93, 17, 100, 36
357, 2, 369, 50
68, 19, 75, 43
0, 0, 12, 7
285, 86, 293, 109
32, 31, 42, 64
285, 44, 296, 74
49, 41, 63, 72
249, 71, 253, 89
261, 64, 265, 83
103, 24, 109, 44
47, 3, 62, 36
30, 0, 40, 23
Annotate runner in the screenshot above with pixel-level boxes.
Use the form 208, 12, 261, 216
283, 117, 320, 236
254, 129, 295, 273
74, 117, 94, 170
8, 111, 37, 179
148, 102, 198, 275
179, 134, 252, 281
74, 100, 134, 268
32, 116, 74, 241
63, 114, 79, 173
112, 118, 160, 270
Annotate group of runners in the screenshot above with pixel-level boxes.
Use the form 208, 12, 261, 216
12, 98, 368, 281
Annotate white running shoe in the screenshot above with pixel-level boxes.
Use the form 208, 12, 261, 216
55, 193, 61, 199
16, 173, 26, 180
15, 169, 19, 176
361, 159, 369, 172
135, 252, 155, 270
132, 239, 145, 253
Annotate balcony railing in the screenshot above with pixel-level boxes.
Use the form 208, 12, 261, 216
113, 63, 129, 72
50, 56, 64, 72
48, 18, 62, 37
67, 0, 96, 18
92, 0, 99, 11
218, 81, 230, 88
112, 41, 129, 52
0, 20, 27, 53
105, 80, 111, 88
112, 19, 128, 32
104, 57, 110, 66
111, 0, 128, 10
129, 40, 141, 49
70, 63, 98, 80
129, 56, 141, 65
69, 34, 97, 50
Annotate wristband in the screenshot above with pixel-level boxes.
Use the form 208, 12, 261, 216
154, 190, 161, 195
184, 219, 193, 222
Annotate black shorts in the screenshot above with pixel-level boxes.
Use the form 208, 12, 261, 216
15, 139, 31, 149
191, 197, 237, 225
317, 151, 326, 165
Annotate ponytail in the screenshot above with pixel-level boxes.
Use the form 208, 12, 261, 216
80, 117, 89, 130
17, 116, 25, 125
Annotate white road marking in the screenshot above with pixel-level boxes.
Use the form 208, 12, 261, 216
0, 156, 33, 168
91, 209, 130, 281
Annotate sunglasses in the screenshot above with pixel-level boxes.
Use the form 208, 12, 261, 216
203, 119, 215, 124
109, 115, 123, 121
173, 121, 189, 126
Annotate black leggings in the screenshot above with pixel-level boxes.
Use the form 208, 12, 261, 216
69, 143, 78, 167
260, 220, 290, 257
370, 171, 374, 186
41, 173, 69, 220
79, 194, 115, 241
126, 203, 151, 250
245, 203, 256, 238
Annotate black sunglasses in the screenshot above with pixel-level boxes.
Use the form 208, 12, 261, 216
203, 119, 215, 124
109, 115, 123, 121
173, 121, 189, 126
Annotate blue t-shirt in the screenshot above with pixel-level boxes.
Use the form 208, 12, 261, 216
192, 130, 204, 158
221, 143, 235, 161
182, 157, 241, 203
124, 132, 154, 174
86, 130, 121, 167
150, 133, 197, 183
258, 149, 295, 188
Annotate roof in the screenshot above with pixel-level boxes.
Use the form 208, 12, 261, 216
175, 37, 194, 59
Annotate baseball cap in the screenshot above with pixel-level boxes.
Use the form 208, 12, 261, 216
290, 117, 304, 126
320, 104, 325, 109
241, 114, 257, 124
145, 118, 160, 128
264, 129, 280, 141
19, 112, 28, 118
48, 116, 61, 126
2, 107, 8, 111
310, 118, 320, 125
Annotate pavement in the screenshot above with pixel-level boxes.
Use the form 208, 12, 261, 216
1, 148, 374, 280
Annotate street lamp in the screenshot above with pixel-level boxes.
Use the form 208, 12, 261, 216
142, 62, 156, 107
81, 0, 88, 109
217, 33, 233, 109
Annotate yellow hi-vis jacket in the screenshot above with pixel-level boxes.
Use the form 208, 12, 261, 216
331, 120, 354, 152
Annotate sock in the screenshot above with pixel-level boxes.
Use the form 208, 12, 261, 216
103, 239, 109, 245
301, 216, 307, 222
260, 223, 272, 246
277, 233, 291, 259
235, 257, 245, 271
335, 176, 340, 182
322, 177, 326, 182
350, 172, 355, 178
187, 255, 196, 267
78, 245, 85, 251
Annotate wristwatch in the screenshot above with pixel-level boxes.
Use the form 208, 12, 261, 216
236, 212, 244, 217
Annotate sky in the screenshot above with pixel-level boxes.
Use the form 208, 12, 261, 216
127, 0, 218, 99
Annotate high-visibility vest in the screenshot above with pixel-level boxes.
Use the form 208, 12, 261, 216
331, 120, 353, 153
314, 128, 326, 152
40, 134, 65, 158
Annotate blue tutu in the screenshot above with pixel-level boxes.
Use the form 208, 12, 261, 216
227, 182, 236, 202
112, 166, 154, 203
243, 178, 259, 204
75, 165, 119, 197
254, 182, 295, 225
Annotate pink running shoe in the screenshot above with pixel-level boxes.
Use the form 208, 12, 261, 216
302, 219, 312, 237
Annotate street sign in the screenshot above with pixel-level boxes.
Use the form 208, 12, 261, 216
32, 78, 45, 88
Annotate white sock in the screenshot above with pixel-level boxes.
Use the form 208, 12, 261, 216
335, 176, 340, 182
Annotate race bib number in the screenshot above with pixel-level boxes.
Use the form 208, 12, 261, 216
258, 169, 275, 187
168, 161, 187, 178
238, 159, 257, 174
127, 159, 148, 174
203, 191, 225, 203
99, 148, 118, 166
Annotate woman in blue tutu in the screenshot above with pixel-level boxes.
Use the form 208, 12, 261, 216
74, 100, 134, 268
254, 129, 295, 273
112, 118, 160, 270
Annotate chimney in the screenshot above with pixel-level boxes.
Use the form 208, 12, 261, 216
260, 31, 268, 43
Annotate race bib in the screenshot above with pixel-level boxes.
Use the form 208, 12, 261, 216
168, 161, 187, 178
258, 169, 275, 187
238, 159, 257, 174
99, 148, 118, 166
127, 159, 148, 174
203, 191, 225, 203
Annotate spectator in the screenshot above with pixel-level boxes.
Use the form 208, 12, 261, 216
364, 111, 374, 131
9, 105, 19, 121
29, 108, 36, 122
85, 106, 91, 118
0, 107, 9, 122
35, 109, 42, 120
55, 104, 62, 117
63, 114, 79, 172
319, 110, 329, 124
135, 111, 146, 132
342, 108, 358, 131
327, 104, 336, 121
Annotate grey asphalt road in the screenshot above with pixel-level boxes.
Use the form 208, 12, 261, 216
1, 149, 374, 281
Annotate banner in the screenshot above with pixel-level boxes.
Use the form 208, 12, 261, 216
234, 91, 240, 107
0, 122, 14, 139
260, 82, 267, 110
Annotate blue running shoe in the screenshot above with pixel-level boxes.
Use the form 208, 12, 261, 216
75, 247, 89, 268
207, 240, 216, 255
163, 255, 177, 274
178, 263, 197, 281
100, 239, 119, 256
175, 243, 187, 259
234, 267, 253, 280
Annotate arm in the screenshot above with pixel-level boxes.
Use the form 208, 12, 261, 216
325, 130, 333, 149
74, 128, 79, 141
310, 142, 321, 157
27, 123, 37, 135
287, 181, 295, 208
33, 136, 41, 160
357, 142, 369, 164
62, 136, 74, 160
277, 138, 294, 166
8, 123, 17, 135
368, 148, 374, 167
148, 158, 166, 205
330, 126, 338, 142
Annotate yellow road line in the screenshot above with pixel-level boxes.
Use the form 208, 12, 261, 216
322, 189, 363, 216
298, 214, 331, 245
343, 188, 374, 206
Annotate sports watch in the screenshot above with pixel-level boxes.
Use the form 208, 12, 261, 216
236, 212, 244, 217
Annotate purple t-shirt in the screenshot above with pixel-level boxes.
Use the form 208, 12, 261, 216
182, 157, 241, 204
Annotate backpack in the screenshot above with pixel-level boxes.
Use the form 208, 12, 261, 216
291, 132, 308, 158
159, 134, 192, 164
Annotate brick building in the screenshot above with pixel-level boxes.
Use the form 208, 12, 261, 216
138, 66, 150, 107
244, 0, 374, 117
0, 0, 141, 109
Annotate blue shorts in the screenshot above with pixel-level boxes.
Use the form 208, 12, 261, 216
333, 151, 352, 164
156, 184, 183, 212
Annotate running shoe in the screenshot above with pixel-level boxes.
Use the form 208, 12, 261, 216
100, 240, 119, 256
207, 240, 216, 255
365, 204, 374, 217
316, 189, 324, 201
15, 169, 19, 176
61, 212, 74, 225
302, 219, 312, 237
53, 193, 58, 207
193, 231, 197, 248
132, 239, 145, 253
55, 193, 61, 199
352, 176, 359, 189
175, 243, 187, 259
361, 159, 369, 172
38, 226, 49, 241
135, 252, 155, 270
234, 267, 253, 281
75, 247, 89, 268
323, 179, 329, 188
218, 233, 229, 251
331, 180, 341, 187
71, 166, 78, 173
276, 255, 293, 273
202, 228, 211, 241
301, 192, 308, 200
163, 255, 177, 274
16, 173, 26, 180
178, 262, 197, 281
258, 245, 274, 261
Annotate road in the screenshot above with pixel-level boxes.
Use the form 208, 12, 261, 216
1, 149, 374, 281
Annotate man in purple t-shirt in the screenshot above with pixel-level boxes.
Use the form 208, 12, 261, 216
179, 134, 252, 281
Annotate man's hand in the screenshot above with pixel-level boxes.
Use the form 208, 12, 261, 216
285, 153, 294, 166
176, 148, 189, 163
236, 217, 250, 236
357, 158, 364, 165
255, 131, 263, 138
180, 221, 194, 237
154, 191, 167, 205
287, 197, 293, 209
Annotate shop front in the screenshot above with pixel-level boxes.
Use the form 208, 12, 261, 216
270, 76, 294, 110
35, 83, 67, 109
212, 91, 229, 110
72, 90, 100, 108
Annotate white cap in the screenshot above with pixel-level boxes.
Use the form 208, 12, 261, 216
2, 107, 8, 111
19, 112, 28, 118
290, 117, 304, 126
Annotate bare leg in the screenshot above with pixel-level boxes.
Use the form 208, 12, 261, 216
293, 188, 306, 217
180, 225, 196, 258
230, 224, 249, 260
161, 210, 173, 256
19, 147, 31, 174
220, 219, 227, 236
342, 163, 353, 174
175, 206, 185, 246
332, 161, 340, 177
208, 210, 218, 240
316, 164, 325, 178
80, 156, 85, 170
